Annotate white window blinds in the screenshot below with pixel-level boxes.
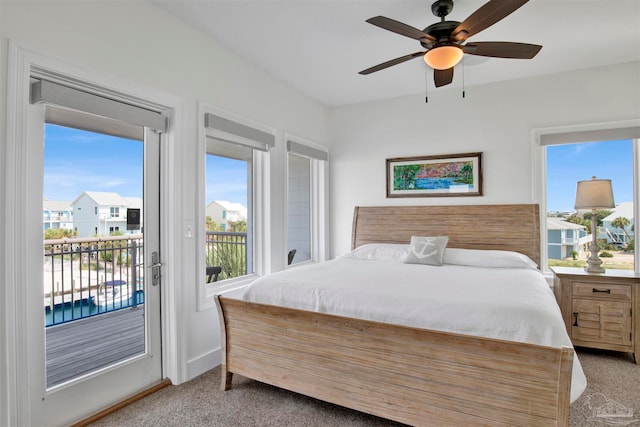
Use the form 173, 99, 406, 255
540, 126, 640, 146
205, 113, 275, 152
30, 79, 167, 132
286, 140, 328, 161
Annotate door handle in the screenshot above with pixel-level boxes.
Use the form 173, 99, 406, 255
149, 251, 162, 286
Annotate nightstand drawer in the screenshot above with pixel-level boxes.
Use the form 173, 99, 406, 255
572, 281, 632, 301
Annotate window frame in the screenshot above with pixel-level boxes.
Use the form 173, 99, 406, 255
534, 120, 640, 276
285, 134, 329, 267
197, 105, 273, 311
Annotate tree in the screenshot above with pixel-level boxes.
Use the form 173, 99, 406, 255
582, 210, 611, 226
611, 216, 632, 242
206, 216, 221, 231
229, 220, 247, 232
393, 164, 420, 190
458, 162, 473, 184
44, 228, 74, 240
566, 213, 591, 233
564, 214, 585, 226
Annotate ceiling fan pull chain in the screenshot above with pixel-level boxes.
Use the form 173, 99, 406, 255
425, 69, 429, 103
462, 59, 466, 99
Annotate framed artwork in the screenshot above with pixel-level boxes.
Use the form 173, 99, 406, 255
386, 152, 482, 198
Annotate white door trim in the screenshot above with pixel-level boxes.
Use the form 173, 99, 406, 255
3, 41, 183, 425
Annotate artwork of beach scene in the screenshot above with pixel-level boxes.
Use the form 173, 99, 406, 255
387, 153, 482, 197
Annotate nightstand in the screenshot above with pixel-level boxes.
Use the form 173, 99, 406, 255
551, 267, 640, 364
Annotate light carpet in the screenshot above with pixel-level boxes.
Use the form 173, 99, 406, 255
91, 348, 640, 426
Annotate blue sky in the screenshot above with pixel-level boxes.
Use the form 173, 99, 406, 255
45, 124, 247, 206
44, 124, 143, 201
205, 155, 247, 206
546, 139, 633, 212
45, 125, 633, 212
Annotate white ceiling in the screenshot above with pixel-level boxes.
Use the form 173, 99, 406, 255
153, 0, 640, 107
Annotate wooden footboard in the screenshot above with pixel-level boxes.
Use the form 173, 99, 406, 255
216, 296, 573, 427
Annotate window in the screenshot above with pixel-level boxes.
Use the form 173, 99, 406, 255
540, 125, 639, 273
288, 154, 311, 264
199, 110, 274, 308
286, 138, 329, 266
205, 147, 252, 282
110, 207, 120, 218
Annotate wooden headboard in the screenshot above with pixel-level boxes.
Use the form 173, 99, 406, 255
352, 204, 541, 267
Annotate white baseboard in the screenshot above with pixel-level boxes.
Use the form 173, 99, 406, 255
186, 348, 221, 381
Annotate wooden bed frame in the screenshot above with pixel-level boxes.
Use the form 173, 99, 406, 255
215, 204, 573, 426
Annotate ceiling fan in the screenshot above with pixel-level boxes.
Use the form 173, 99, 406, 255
359, 0, 542, 88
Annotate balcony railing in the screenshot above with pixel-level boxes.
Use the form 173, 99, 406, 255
44, 235, 144, 326
44, 232, 247, 326
205, 231, 247, 281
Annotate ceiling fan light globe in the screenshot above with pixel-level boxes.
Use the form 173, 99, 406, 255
424, 46, 463, 70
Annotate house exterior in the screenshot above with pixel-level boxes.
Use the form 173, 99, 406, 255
206, 200, 247, 232
601, 202, 635, 246
547, 217, 589, 259
42, 199, 74, 232
71, 191, 143, 237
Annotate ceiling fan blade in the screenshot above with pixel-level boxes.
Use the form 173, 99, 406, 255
434, 68, 454, 87
359, 52, 425, 75
366, 16, 436, 43
463, 42, 542, 59
453, 0, 529, 41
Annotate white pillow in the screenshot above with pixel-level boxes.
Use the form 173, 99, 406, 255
343, 243, 409, 261
402, 236, 449, 266
443, 248, 538, 270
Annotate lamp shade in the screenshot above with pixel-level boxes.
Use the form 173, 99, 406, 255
424, 46, 463, 70
574, 177, 615, 209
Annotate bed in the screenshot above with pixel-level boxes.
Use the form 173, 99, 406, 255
215, 204, 585, 426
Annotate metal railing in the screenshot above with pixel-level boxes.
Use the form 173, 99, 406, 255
205, 231, 247, 281
44, 231, 247, 326
44, 235, 144, 326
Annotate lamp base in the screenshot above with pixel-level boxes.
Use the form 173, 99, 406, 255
584, 246, 606, 273
584, 210, 605, 274
584, 259, 605, 274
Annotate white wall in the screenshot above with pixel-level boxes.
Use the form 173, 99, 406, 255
0, 2, 329, 420
329, 61, 640, 256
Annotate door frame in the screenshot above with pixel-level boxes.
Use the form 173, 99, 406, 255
3, 41, 183, 425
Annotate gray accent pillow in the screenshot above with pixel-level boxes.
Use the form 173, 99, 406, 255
403, 236, 449, 266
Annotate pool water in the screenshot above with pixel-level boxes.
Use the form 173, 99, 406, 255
45, 291, 145, 326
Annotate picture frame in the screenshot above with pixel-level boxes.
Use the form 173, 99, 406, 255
386, 152, 483, 198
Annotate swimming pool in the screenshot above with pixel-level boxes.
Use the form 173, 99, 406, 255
45, 290, 145, 326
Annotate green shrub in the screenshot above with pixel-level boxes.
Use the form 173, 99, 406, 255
626, 239, 634, 251
599, 251, 613, 258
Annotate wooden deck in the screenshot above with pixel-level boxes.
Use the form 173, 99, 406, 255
46, 306, 145, 388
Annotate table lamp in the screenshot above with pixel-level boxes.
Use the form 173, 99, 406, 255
574, 176, 615, 273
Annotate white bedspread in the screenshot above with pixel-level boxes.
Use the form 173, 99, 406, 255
242, 257, 587, 402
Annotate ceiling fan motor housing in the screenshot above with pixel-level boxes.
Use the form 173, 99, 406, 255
421, 21, 461, 49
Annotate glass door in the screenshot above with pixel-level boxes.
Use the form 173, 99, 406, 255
27, 101, 163, 426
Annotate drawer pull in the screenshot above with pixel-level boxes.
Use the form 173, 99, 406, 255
592, 288, 611, 294
573, 312, 579, 326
